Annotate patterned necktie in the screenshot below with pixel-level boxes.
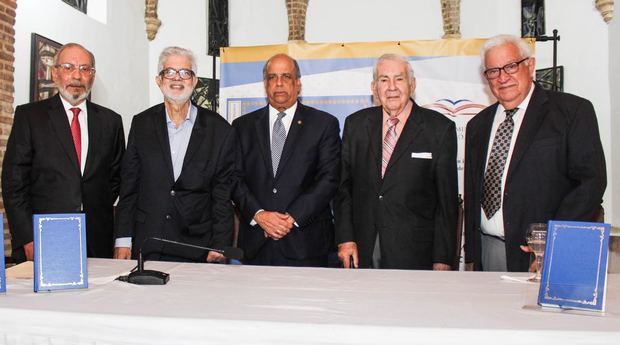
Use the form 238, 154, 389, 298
70, 107, 82, 166
381, 117, 399, 178
271, 112, 286, 176
481, 108, 518, 219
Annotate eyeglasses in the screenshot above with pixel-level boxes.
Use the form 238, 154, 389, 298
159, 68, 195, 80
483, 57, 529, 79
55, 63, 96, 75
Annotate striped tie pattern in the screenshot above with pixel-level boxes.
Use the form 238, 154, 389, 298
271, 112, 286, 176
481, 108, 518, 219
70, 107, 82, 165
381, 117, 399, 178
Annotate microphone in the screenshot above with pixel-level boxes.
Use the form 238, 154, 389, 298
118, 237, 244, 285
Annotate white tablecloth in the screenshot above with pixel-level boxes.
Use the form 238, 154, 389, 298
0, 258, 618, 345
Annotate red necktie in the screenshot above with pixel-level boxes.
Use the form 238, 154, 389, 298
70, 107, 81, 166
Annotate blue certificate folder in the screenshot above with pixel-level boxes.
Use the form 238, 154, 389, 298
538, 220, 610, 311
33, 213, 88, 292
1, 213, 5, 294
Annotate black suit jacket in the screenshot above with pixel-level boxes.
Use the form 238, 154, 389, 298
335, 101, 458, 269
464, 85, 607, 272
114, 104, 235, 261
2, 94, 125, 262
232, 103, 341, 262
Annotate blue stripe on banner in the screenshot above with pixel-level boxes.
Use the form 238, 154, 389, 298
220, 57, 435, 88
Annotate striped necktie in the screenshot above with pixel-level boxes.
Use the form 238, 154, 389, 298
381, 117, 399, 178
271, 112, 286, 176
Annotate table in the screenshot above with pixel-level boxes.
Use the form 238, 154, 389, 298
0, 259, 618, 345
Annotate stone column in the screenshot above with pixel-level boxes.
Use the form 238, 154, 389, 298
286, 0, 309, 41
441, 0, 461, 39
596, 0, 614, 23
145, 0, 162, 41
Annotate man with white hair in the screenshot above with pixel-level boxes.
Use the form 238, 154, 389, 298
464, 34, 606, 272
114, 46, 235, 262
335, 53, 458, 270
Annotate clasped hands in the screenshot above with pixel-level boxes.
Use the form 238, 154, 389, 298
254, 210, 294, 240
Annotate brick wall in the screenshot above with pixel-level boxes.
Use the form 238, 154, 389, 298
0, 0, 16, 258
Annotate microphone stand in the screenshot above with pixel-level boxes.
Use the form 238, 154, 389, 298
117, 237, 244, 285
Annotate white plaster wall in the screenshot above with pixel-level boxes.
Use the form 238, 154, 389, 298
609, 10, 620, 227
13, 0, 149, 136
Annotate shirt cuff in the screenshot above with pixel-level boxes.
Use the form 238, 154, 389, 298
251, 209, 264, 226
115, 237, 132, 248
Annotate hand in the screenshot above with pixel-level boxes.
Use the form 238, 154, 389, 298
520, 245, 537, 272
113, 247, 132, 260
207, 251, 225, 263
23, 241, 34, 261
464, 262, 475, 271
337, 241, 359, 269
254, 211, 294, 240
432, 263, 452, 271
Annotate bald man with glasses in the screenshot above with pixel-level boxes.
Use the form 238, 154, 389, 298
114, 46, 235, 263
464, 34, 606, 272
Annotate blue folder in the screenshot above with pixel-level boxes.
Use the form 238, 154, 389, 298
538, 220, 610, 311
33, 213, 88, 292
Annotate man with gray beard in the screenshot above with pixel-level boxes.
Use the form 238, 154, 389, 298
2, 43, 125, 263
114, 47, 235, 262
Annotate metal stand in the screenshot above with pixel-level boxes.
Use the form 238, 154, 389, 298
536, 29, 561, 91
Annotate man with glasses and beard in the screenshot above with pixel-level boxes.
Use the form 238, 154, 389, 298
464, 35, 606, 272
2, 43, 125, 263
114, 47, 235, 263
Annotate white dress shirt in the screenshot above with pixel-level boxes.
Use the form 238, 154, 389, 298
480, 84, 535, 238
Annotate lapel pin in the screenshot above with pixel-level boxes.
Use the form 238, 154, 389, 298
297, 120, 303, 125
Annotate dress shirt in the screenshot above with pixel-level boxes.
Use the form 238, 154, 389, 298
480, 83, 534, 238
59, 97, 88, 174
115, 103, 197, 249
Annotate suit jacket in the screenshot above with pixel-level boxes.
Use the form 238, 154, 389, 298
232, 103, 341, 262
114, 103, 235, 261
2, 94, 125, 262
464, 85, 607, 272
335, 101, 458, 269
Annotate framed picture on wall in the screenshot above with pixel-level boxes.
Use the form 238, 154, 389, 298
191, 77, 219, 112
30, 33, 62, 102
61, 0, 88, 14
536, 66, 564, 92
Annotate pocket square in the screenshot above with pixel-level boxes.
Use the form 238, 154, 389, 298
411, 152, 432, 159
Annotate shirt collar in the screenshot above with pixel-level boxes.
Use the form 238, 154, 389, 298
59, 95, 87, 113
166, 103, 197, 125
269, 101, 298, 118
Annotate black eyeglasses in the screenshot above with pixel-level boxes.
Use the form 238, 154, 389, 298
159, 68, 195, 80
55, 63, 96, 75
483, 57, 529, 79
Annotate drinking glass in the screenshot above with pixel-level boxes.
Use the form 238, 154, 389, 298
526, 223, 548, 282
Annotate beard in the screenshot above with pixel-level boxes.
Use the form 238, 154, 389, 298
161, 85, 194, 105
57, 82, 91, 105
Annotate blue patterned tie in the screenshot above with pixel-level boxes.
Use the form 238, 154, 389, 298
271, 112, 286, 176
482, 108, 518, 219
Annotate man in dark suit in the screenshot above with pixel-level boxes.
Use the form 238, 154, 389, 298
2, 43, 125, 263
232, 53, 341, 267
335, 54, 458, 270
114, 47, 234, 262
464, 35, 606, 272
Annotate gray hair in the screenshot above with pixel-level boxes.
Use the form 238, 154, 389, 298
158, 46, 197, 73
372, 54, 415, 81
54, 43, 96, 67
481, 34, 532, 67
262, 53, 302, 81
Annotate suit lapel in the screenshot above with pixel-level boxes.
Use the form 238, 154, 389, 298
274, 104, 305, 180
48, 95, 80, 174
253, 107, 273, 178
180, 106, 206, 173
384, 101, 424, 174
507, 86, 548, 181
83, 101, 101, 178
471, 105, 497, 182
153, 104, 175, 182
365, 107, 383, 179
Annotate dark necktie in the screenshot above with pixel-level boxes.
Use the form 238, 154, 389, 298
481, 108, 518, 219
271, 112, 286, 176
70, 107, 82, 166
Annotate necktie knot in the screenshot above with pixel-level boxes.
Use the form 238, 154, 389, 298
277, 112, 286, 120
387, 117, 399, 128
70, 107, 81, 118
505, 108, 518, 120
